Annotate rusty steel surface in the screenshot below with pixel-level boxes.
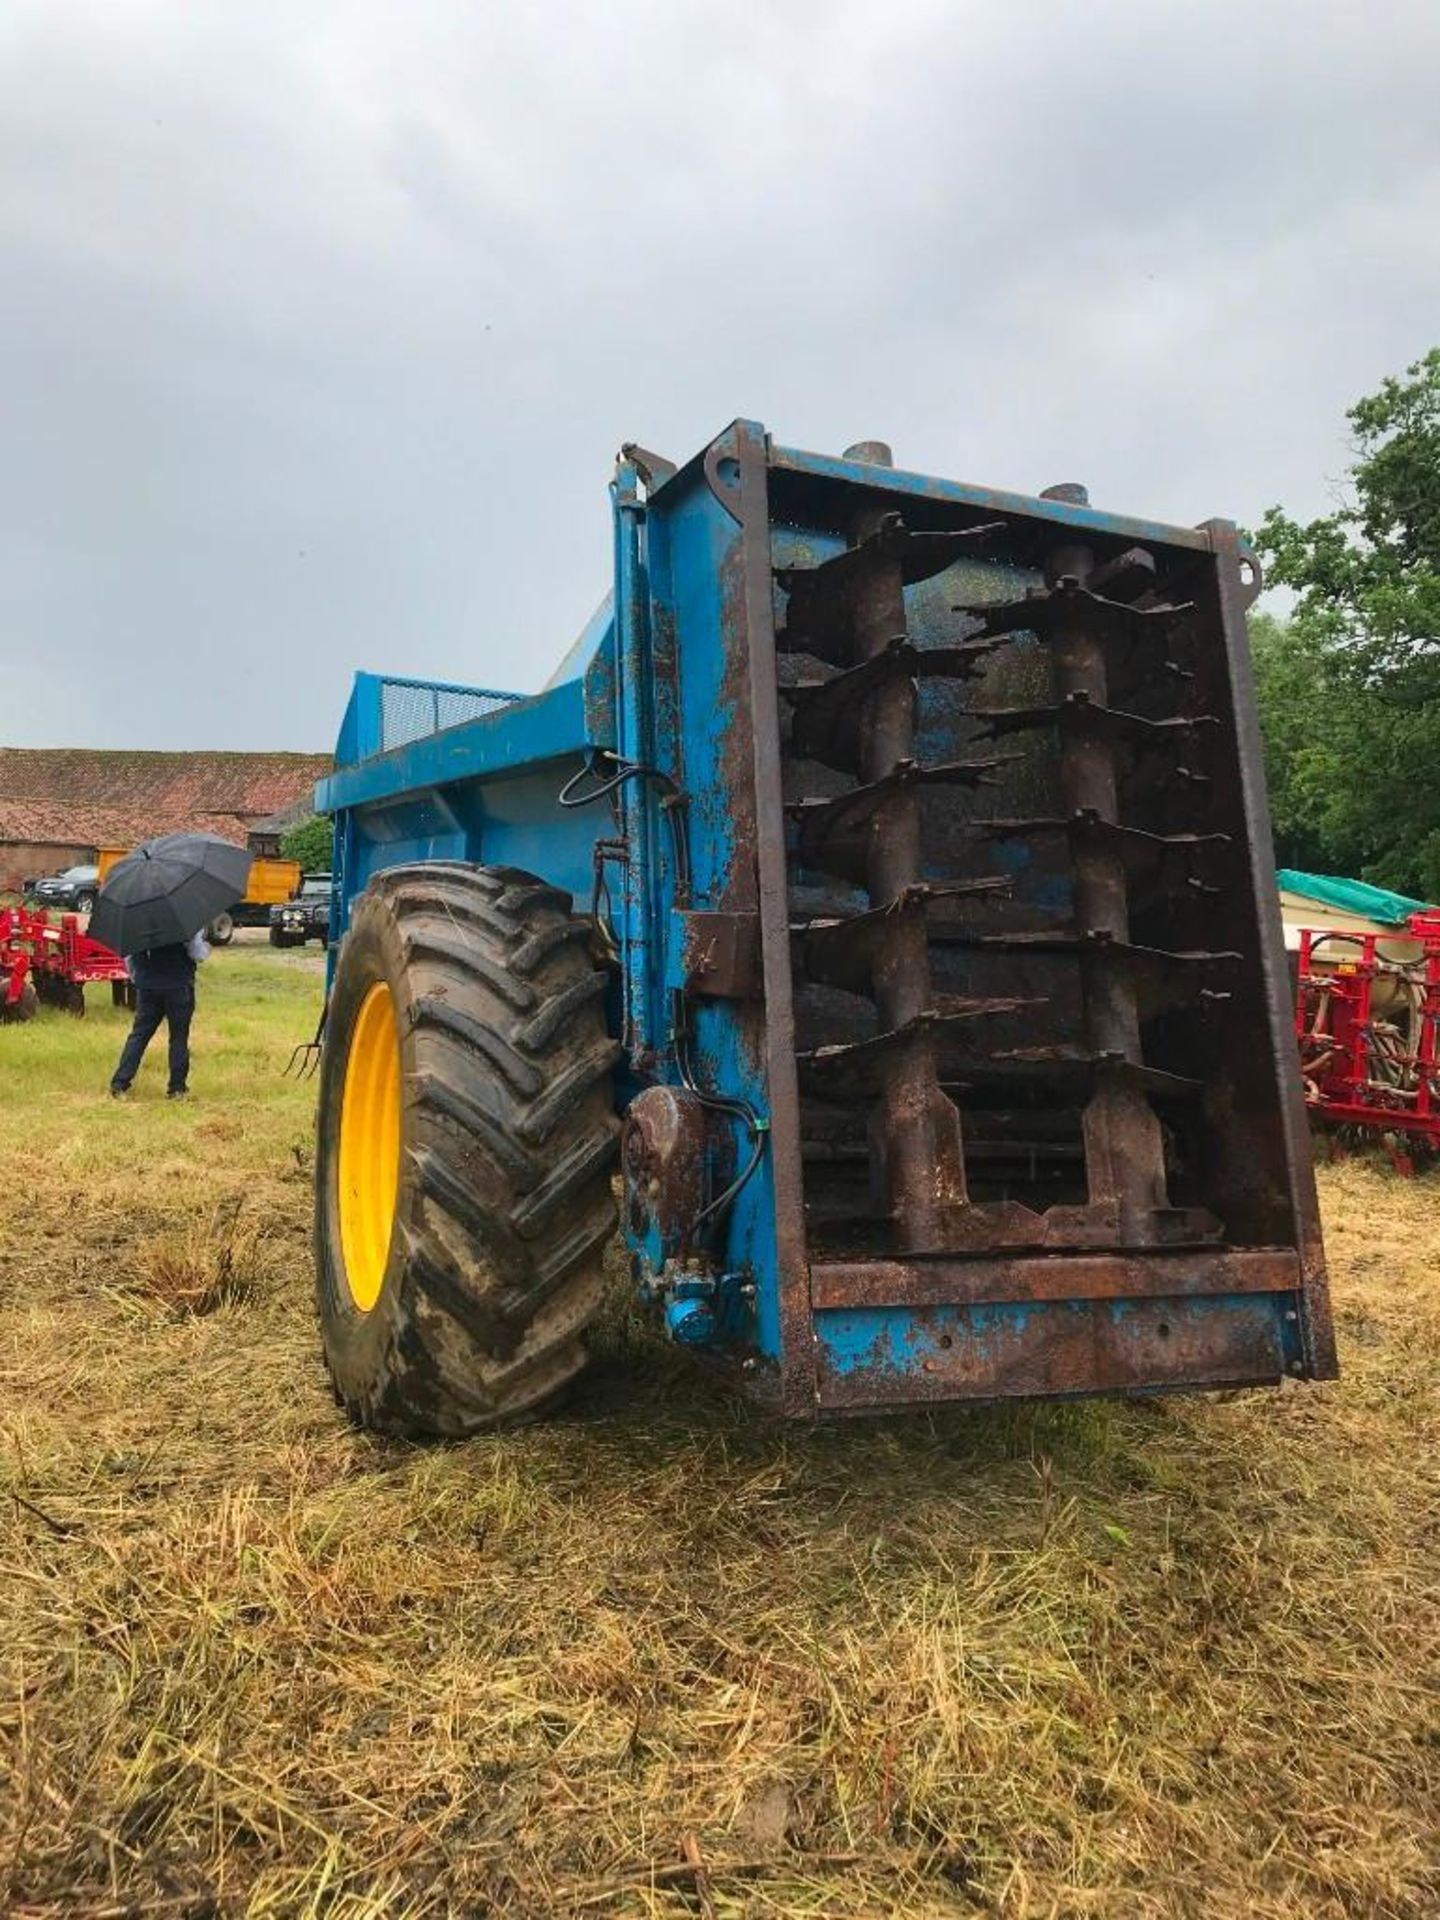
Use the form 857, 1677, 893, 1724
767, 440, 1217, 553
814, 1292, 1291, 1411
783, 637, 999, 772
745, 446, 1328, 1402
783, 463, 986, 1256
1200, 519, 1336, 1379
730, 420, 815, 1416
810, 1247, 1302, 1311
1044, 520, 1173, 1239
622, 1085, 710, 1262
763, 439, 1331, 1404
774, 462, 1246, 1273
677, 909, 762, 1000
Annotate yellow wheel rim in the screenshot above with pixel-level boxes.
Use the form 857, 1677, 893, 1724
337, 981, 402, 1312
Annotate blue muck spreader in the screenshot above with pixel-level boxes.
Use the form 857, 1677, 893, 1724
311, 423, 1334, 1433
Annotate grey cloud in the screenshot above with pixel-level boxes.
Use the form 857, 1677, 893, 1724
1, 0, 1437, 749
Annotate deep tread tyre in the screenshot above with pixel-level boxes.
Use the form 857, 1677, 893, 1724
314, 863, 620, 1437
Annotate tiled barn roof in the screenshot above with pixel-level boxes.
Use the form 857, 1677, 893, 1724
0, 749, 331, 848
0, 802, 253, 850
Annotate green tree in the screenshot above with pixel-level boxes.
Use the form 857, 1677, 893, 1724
1253, 349, 1440, 900
280, 814, 334, 873
1249, 611, 1338, 873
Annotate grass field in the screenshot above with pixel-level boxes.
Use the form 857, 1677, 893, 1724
1, 944, 1437, 1918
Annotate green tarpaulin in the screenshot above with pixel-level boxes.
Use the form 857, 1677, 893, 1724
1276, 868, 1431, 926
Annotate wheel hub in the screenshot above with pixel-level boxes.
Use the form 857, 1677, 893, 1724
337, 980, 401, 1311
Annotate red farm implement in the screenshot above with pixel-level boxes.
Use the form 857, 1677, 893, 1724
0, 905, 130, 1021
1295, 912, 1440, 1166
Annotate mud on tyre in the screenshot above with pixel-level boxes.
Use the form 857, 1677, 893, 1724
314, 863, 620, 1436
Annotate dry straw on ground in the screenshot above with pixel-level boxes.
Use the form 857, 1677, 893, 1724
1, 946, 1437, 1917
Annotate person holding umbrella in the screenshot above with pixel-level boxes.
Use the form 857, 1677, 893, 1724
91, 833, 253, 1100
111, 927, 208, 1098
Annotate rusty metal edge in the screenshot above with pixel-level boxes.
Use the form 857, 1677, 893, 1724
810, 1246, 1301, 1311
812, 1372, 1284, 1419
1200, 519, 1337, 1381
768, 443, 1216, 554
816, 1354, 1284, 1413
814, 1291, 1289, 1410
732, 421, 815, 1417
677, 909, 762, 1000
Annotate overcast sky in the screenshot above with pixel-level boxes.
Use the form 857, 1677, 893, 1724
1, 1, 1437, 752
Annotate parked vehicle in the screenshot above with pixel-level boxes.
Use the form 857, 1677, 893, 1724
269, 874, 331, 948
25, 864, 101, 913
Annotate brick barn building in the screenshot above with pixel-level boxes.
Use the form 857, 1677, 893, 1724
0, 748, 332, 894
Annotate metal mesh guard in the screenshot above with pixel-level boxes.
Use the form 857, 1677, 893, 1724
377, 677, 520, 752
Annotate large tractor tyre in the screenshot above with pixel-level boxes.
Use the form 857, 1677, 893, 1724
313, 863, 620, 1437
208, 911, 235, 946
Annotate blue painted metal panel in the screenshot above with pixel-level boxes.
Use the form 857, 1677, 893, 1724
768, 442, 1219, 554
318, 677, 594, 815
636, 450, 783, 1360
815, 1292, 1298, 1398
321, 656, 612, 971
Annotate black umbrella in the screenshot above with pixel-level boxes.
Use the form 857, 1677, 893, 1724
90, 833, 254, 957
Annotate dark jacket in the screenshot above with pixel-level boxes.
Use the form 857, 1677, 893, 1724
129, 943, 198, 992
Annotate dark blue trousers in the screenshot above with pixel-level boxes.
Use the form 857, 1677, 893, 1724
111, 984, 194, 1094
